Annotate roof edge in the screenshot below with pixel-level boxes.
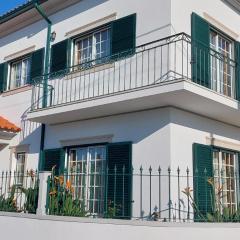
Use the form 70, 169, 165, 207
0, 0, 48, 25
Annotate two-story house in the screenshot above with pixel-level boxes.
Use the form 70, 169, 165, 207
0, 0, 240, 222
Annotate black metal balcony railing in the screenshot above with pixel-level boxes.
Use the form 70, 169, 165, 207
31, 32, 237, 111
45, 166, 240, 222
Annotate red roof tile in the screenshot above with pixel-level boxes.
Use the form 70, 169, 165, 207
0, 116, 21, 133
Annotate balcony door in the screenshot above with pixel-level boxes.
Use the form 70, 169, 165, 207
210, 30, 235, 97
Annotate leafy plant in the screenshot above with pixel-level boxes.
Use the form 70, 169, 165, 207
47, 175, 87, 217
0, 185, 17, 212
182, 178, 240, 222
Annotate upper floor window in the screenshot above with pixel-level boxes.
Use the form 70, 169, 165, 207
9, 57, 30, 90
73, 28, 111, 66
210, 30, 235, 97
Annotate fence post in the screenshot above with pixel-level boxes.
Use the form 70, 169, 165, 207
37, 171, 51, 216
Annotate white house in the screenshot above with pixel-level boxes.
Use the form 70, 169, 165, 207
0, 0, 240, 225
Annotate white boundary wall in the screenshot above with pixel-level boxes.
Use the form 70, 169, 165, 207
0, 212, 240, 240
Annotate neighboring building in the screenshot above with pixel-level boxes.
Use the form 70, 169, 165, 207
0, 0, 240, 222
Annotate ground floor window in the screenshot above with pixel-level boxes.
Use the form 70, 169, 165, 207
213, 150, 238, 213
68, 146, 106, 216
15, 152, 26, 185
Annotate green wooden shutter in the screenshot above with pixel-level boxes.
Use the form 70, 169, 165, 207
30, 48, 45, 84
111, 14, 136, 57
193, 143, 213, 221
41, 148, 65, 174
191, 13, 210, 88
235, 41, 240, 100
106, 142, 132, 219
0, 63, 8, 93
51, 39, 68, 73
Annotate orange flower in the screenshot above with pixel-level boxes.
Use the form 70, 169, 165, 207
66, 180, 72, 190
59, 176, 64, 185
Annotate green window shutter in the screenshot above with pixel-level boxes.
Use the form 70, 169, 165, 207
235, 41, 240, 101
0, 63, 8, 93
106, 142, 132, 219
193, 143, 213, 221
51, 39, 68, 73
30, 48, 45, 84
41, 148, 65, 174
111, 14, 136, 57
191, 13, 210, 88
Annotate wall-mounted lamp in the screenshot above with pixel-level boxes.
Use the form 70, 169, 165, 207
50, 31, 57, 42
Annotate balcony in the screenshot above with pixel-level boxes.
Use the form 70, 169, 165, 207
27, 33, 240, 125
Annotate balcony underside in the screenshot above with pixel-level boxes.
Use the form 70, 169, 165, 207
27, 79, 240, 126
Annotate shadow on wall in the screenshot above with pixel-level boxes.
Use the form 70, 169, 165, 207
170, 107, 240, 142
0, 20, 46, 48
50, 0, 109, 26
45, 108, 171, 146
0, 0, 109, 48
19, 107, 41, 154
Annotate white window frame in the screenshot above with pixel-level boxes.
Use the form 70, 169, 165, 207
68, 145, 106, 216
73, 27, 111, 67
9, 56, 31, 90
210, 29, 235, 98
213, 149, 239, 213
15, 152, 26, 186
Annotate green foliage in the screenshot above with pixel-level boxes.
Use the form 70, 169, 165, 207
20, 181, 39, 214
0, 179, 39, 214
105, 200, 121, 219
183, 179, 240, 222
0, 185, 17, 212
47, 176, 87, 217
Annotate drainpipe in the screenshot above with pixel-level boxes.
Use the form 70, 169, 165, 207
34, 0, 52, 170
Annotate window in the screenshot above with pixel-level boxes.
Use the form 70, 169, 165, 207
210, 30, 235, 97
68, 146, 106, 216
9, 57, 30, 89
74, 28, 110, 67
15, 152, 26, 185
213, 150, 238, 213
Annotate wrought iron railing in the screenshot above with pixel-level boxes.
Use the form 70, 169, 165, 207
45, 166, 240, 222
30, 32, 237, 111
0, 170, 39, 214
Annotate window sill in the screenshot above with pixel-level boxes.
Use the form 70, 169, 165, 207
1, 85, 32, 97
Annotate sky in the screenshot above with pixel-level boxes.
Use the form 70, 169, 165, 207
0, 0, 28, 16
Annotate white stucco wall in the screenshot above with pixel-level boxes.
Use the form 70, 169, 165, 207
171, 0, 240, 41
0, 213, 240, 240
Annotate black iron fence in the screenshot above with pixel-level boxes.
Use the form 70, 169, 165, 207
31, 32, 237, 111
45, 166, 240, 222
0, 170, 39, 214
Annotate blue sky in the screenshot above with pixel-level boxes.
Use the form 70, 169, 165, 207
0, 0, 27, 16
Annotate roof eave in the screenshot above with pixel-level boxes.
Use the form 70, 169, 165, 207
0, 0, 48, 25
